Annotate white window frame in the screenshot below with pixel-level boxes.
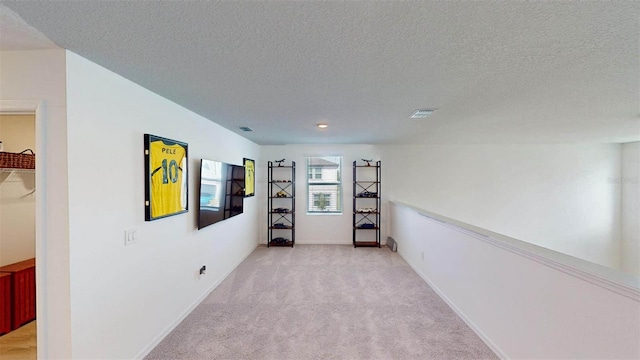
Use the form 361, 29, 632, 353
306, 156, 342, 214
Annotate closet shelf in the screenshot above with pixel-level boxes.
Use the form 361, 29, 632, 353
0, 168, 35, 173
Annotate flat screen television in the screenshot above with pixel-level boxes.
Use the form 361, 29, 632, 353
197, 159, 245, 230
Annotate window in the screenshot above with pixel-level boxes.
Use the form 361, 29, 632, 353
313, 193, 331, 209
308, 168, 323, 180
307, 156, 342, 213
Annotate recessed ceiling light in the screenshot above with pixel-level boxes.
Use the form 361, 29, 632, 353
410, 109, 437, 118
317, 124, 328, 129
238, 126, 253, 132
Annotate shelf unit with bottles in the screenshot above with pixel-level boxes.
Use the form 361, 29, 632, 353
267, 160, 295, 247
353, 160, 381, 248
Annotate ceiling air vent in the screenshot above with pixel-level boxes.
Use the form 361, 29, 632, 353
410, 109, 436, 118
238, 126, 253, 132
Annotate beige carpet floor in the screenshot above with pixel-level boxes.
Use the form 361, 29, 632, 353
146, 245, 497, 359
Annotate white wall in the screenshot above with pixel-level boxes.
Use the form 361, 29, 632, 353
0, 49, 70, 359
390, 201, 640, 359
622, 142, 640, 276
381, 144, 623, 271
260, 145, 379, 244
0, 114, 35, 266
65, 51, 260, 359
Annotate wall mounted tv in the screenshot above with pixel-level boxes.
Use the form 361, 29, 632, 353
197, 159, 245, 230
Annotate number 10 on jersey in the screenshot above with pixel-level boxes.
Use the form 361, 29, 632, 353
144, 134, 189, 221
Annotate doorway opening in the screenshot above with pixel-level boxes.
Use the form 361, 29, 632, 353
0, 110, 38, 360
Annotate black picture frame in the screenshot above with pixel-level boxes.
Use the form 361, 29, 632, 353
144, 134, 189, 221
243, 158, 255, 197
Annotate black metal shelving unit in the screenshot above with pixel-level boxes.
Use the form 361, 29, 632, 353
267, 161, 295, 247
353, 160, 381, 248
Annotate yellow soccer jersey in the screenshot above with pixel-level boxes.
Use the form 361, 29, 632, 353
245, 160, 255, 196
149, 140, 187, 218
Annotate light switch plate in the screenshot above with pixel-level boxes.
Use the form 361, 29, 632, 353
125, 228, 138, 246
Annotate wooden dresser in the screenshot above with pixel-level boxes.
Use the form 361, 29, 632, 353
0, 258, 36, 330
0, 272, 12, 334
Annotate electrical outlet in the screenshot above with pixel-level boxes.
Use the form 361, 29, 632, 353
125, 228, 138, 246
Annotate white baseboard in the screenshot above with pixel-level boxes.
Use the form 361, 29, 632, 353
294, 240, 352, 245
397, 250, 508, 360
259, 240, 387, 245
134, 244, 258, 359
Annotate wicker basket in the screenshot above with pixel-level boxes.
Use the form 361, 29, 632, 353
0, 149, 36, 170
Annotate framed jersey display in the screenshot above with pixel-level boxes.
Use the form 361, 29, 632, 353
144, 134, 188, 221
243, 158, 255, 197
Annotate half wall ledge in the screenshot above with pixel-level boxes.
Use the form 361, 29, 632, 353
390, 200, 639, 300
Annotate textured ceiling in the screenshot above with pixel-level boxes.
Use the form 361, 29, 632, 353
0, 6, 57, 51
2, 1, 639, 145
